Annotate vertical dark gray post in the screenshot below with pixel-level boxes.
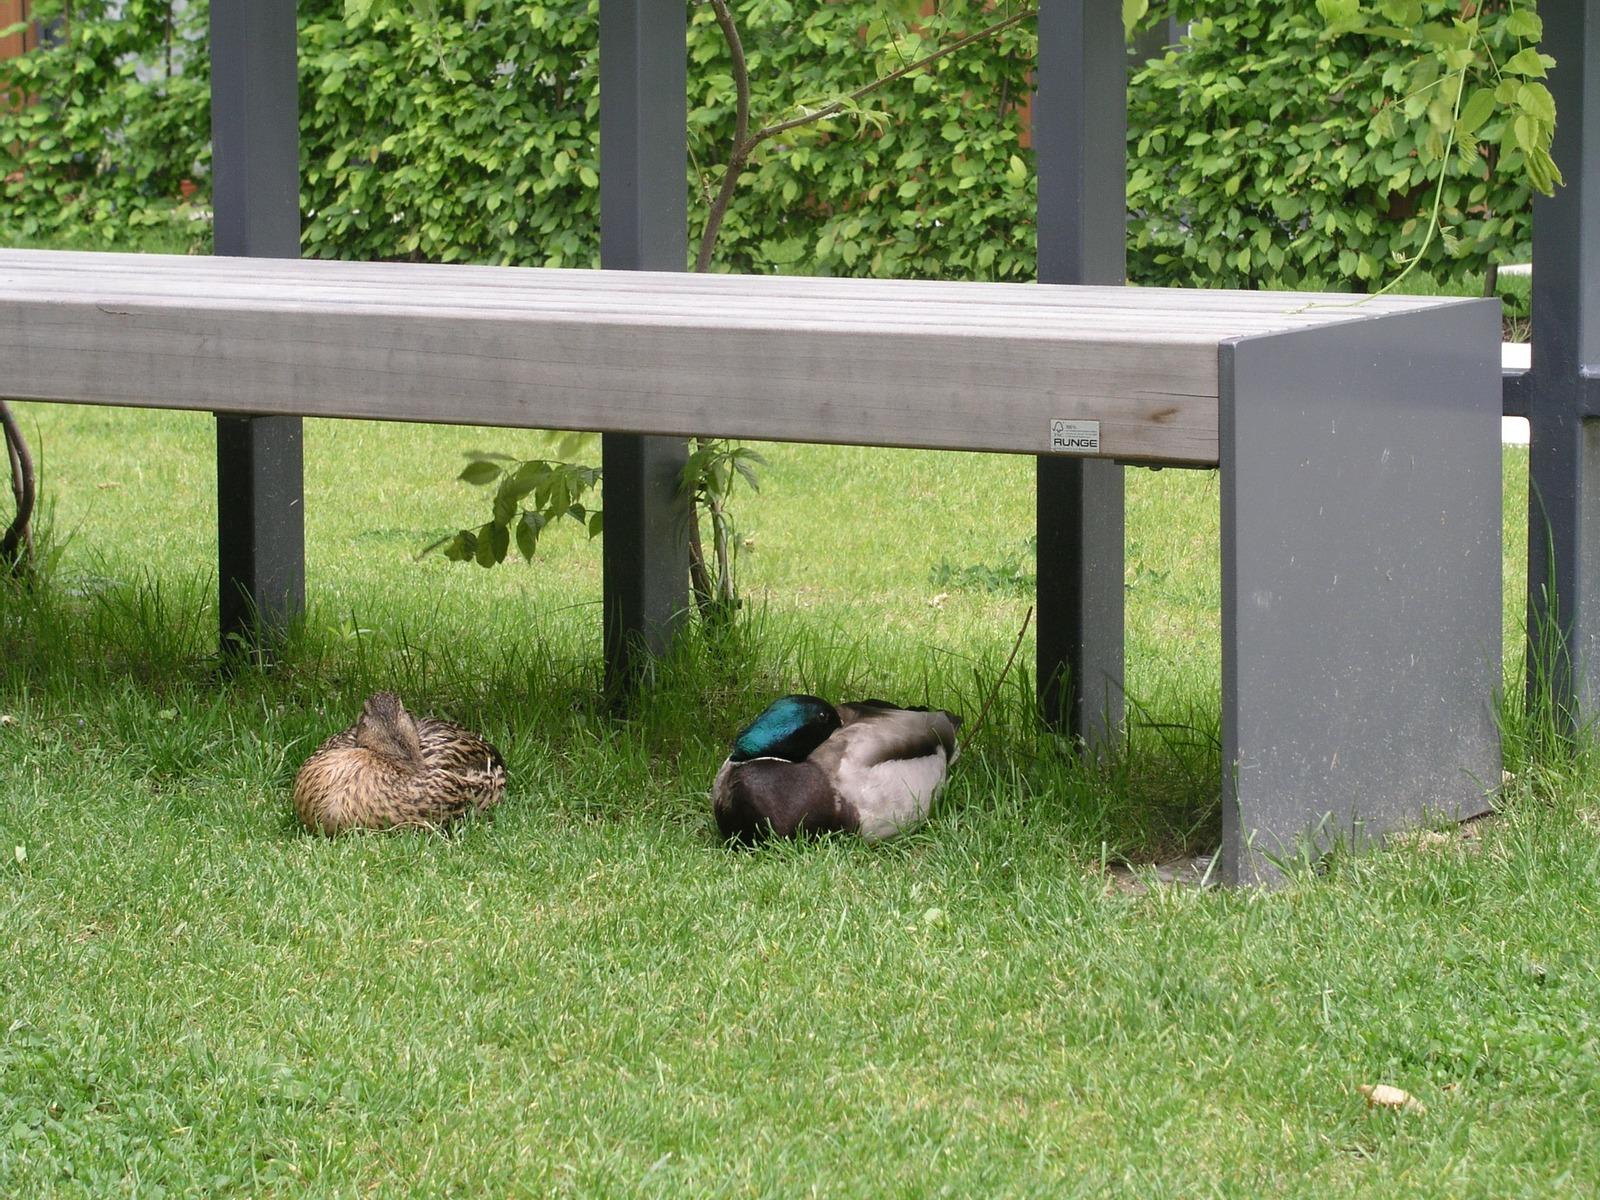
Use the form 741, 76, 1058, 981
1034, 0, 1126, 743
209, 0, 304, 650
1525, 0, 1600, 727
599, 0, 691, 695
1128, 14, 1181, 69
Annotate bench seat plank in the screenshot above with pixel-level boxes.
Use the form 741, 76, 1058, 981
0, 249, 1480, 467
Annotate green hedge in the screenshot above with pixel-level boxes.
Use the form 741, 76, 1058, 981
299, 0, 1037, 278
0, 0, 211, 246
0, 0, 1037, 278
0, 1, 1531, 290
1128, 0, 1533, 291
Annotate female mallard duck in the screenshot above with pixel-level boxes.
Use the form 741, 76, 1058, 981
292, 691, 506, 834
712, 694, 961, 845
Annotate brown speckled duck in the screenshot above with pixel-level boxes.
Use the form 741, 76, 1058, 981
292, 691, 506, 834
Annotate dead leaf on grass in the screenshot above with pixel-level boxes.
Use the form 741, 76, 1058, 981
1396, 815, 1490, 854
1358, 1083, 1425, 1113
1101, 853, 1217, 896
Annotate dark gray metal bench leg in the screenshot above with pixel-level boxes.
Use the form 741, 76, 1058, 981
1033, 0, 1127, 745
1523, 0, 1600, 729
216, 416, 304, 647
1037, 460, 1125, 741
599, 0, 690, 695
210, 0, 304, 655
1218, 306, 1503, 884
601, 433, 689, 689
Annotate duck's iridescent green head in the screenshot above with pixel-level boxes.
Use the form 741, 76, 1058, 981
729, 694, 841, 763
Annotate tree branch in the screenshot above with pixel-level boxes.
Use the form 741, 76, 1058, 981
687, 2, 1037, 622
752, 8, 1036, 145
709, 0, 750, 153
697, 0, 754, 273
694, 3, 1037, 273
0, 400, 35, 572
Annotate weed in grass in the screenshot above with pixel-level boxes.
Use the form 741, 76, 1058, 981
929, 537, 1036, 598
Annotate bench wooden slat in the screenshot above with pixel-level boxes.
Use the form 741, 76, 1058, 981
0, 250, 1481, 467
7, 248, 1437, 312
5, 275, 1413, 335
7, 252, 1436, 328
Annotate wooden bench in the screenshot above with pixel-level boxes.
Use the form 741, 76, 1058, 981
0, 248, 1504, 882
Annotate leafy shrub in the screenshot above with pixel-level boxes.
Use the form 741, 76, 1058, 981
1, 0, 1539, 294
299, 0, 1037, 276
0, 0, 211, 247
1127, 0, 1538, 291
296, 0, 599, 267
0, 1, 1036, 276
683, 0, 1036, 279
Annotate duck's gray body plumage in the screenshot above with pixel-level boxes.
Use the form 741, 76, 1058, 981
292, 692, 506, 834
713, 696, 961, 845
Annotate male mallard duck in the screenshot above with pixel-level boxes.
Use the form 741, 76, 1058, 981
712, 694, 961, 845
292, 691, 506, 834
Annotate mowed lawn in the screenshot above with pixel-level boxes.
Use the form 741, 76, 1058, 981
3, 401, 1598, 1197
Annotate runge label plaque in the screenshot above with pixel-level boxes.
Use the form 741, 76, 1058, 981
1049, 419, 1101, 454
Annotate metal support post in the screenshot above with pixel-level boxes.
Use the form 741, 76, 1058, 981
1524, 0, 1600, 728
210, 0, 305, 650
599, 0, 691, 694
1034, 0, 1127, 745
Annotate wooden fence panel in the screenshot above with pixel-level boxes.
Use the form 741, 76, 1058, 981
0, 1, 34, 61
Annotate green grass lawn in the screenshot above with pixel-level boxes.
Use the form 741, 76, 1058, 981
4, 398, 1597, 1196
